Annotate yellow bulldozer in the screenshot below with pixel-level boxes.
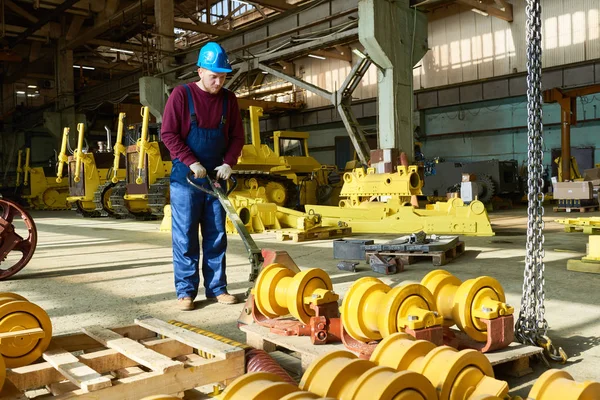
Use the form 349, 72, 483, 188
231, 106, 341, 208
56, 117, 127, 217
17, 147, 69, 210
108, 106, 172, 219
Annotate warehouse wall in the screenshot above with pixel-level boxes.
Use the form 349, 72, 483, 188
421, 94, 600, 175
414, 0, 600, 90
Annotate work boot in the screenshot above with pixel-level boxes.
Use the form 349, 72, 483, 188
208, 293, 238, 305
177, 297, 194, 311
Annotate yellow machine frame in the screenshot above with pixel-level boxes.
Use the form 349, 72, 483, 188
18, 147, 69, 210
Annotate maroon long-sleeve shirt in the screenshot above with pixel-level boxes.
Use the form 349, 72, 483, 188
161, 83, 245, 167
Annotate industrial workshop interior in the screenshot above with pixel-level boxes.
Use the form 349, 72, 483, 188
1, 0, 600, 398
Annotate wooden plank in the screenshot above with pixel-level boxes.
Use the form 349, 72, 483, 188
567, 259, 600, 274
483, 342, 542, 366
42, 347, 113, 392
135, 317, 244, 360
51, 325, 156, 352
82, 326, 184, 373
50, 357, 244, 400
0, 327, 44, 340
8, 338, 193, 391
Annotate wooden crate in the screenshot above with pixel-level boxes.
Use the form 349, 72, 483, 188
1, 317, 245, 400
366, 241, 465, 267
553, 205, 599, 213
239, 324, 542, 377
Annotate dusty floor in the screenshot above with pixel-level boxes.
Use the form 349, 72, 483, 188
3, 206, 600, 397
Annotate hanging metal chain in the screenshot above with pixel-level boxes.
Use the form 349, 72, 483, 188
515, 0, 567, 364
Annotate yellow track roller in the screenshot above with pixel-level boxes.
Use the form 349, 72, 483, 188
421, 270, 513, 342
528, 370, 600, 400
0, 354, 5, 393
253, 264, 338, 324
371, 333, 509, 400
0, 293, 52, 368
299, 350, 437, 400
220, 372, 334, 399
340, 277, 443, 342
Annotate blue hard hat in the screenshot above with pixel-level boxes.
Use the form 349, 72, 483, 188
197, 42, 232, 73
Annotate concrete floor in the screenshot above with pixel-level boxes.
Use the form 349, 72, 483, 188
4, 207, 600, 397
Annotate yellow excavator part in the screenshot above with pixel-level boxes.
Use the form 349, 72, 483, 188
528, 369, 600, 400
20, 147, 69, 210
221, 372, 328, 400
421, 270, 513, 343
253, 263, 338, 324
339, 166, 422, 204
306, 197, 494, 236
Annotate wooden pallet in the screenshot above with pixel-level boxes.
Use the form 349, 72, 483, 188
275, 226, 352, 242
239, 324, 542, 377
553, 205, 599, 213
365, 241, 465, 267
1, 317, 245, 400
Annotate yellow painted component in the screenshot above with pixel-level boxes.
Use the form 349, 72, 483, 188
23, 148, 31, 186
112, 112, 127, 183
139, 396, 181, 400
136, 106, 151, 184
371, 333, 509, 400
528, 369, 600, 400
299, 350, 437, 400
421, 270, 513, 343
554, 156, 582, 182
299, 350, 376, 399
168, 320, 250, 359
0, 297, 52, 368
306, 197, 494, 236
74, 123, 86, 183
160, 205, 172, 232
340, 166, 422, 204
0, 354, 5, 393
583, 236, 600, 262
220, 372, 300, 400
340, 277, 443, 343
56, 127, 69, 184
15, 149, 23, 187
253, 263, 338, 324
21, 151, 70, 210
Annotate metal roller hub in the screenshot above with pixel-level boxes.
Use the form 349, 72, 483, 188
528, 370, 600, 400
0, 199, 37, 281
0, 298, 52, 368
254, 263, 338, 324
221, 372, 315, 400
421, 270, 513, 342
341, 277, 443, 343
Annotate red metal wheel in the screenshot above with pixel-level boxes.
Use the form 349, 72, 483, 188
0, 199, 37, 280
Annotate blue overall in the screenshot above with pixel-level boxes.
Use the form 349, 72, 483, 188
170, 84, 229, 300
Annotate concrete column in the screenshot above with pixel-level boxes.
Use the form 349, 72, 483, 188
155, 0, 175, 77
358, 0, 428, 161
55, 38, 77, 144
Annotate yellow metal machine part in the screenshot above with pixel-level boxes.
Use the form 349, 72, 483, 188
299, 350, 437, 400
371, 333, 509, 400
421, 270, 514, 343
0, 353, 5, 393
555, 217, 600, 273
253, 263, 338, 324
528, 369, 600, 400
113, 106, 172, 217
232, 106, 341, 207
19, 147, 69, 210
339, 166, 422, 207
306, 197, 494, 236
340, 277, 443, 343
59, 123, 126, 215
112, 112, 127, 184
0, 292, 52, 368
220, 372, 329, 400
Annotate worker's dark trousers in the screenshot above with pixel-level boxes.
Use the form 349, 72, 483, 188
170, 178, 228, 300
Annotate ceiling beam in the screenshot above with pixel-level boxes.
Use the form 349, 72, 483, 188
147, 16, 230, 36
66, 15, 86, 41
456, 0, 513, 22
5, 0, 38, 23
88, 39, 144, 52
65, 0, 153, 50
9, 0, 81, 48
247, 0, 293, 12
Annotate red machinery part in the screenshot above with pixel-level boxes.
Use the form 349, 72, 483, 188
246, 349, 297, 386
0, 199, 37, 280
